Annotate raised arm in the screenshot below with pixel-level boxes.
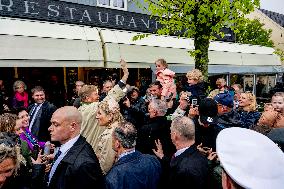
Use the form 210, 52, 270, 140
120, 59, 129, 84
103, 59, 129, 103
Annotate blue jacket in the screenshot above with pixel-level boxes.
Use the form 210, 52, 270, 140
106, 150, 161, 189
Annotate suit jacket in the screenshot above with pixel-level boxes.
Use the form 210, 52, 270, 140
167, 144, 208, 189
106, 150, 161, 189
28, 101, 57, 142
32, 136, 105, 189
136, 116, 175, 157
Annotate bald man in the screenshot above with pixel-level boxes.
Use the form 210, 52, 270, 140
32, 106, 105, 189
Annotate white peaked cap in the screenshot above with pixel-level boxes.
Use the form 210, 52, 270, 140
216, 127, 284, 189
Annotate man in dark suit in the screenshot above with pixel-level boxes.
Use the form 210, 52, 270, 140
32, 106, 105, 189
106, 121, 161, 189
153, 116, 208, 189
136, 99, 175, 157
28, 86, 57, 142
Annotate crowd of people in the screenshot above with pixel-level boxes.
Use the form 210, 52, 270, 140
0, 58, 283, 189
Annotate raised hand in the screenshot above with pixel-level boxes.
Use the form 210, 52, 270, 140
152, 139, 164, 159
31, 149, 46, 164
120, 59, 129, 83
207, 151, 218, 161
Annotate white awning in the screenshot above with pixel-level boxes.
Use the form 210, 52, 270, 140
99, 28, 281, 70
0, 17, 281, 71
0, 17, 104, 67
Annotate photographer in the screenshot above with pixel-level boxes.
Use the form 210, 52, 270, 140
171, 91, 198, 120
120, 86, 147, 130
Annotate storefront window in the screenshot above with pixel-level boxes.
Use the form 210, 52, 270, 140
97, 0, 127, 10
256, 75, 276, 98
243, 75, 254, 93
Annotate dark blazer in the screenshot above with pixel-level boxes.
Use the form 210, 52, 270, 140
167, 144, 208, 189
136, 116, 175, 157
106, 150, 161, 189
28, 101, 57, 142
32, 136, 105, 189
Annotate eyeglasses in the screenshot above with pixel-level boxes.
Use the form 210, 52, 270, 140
15, 86, 23, 90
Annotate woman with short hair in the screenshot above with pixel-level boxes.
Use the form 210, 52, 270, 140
12, 80, 28, 110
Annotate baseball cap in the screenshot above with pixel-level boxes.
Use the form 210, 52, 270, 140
217, 127, 284, 189
198, 98, 218, 124
213, 92, 234, 108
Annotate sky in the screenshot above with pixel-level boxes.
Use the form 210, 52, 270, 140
260, 0, 284, 14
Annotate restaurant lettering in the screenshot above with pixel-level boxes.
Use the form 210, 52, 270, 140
0, 0, 160, 33
0, 0, 234, 41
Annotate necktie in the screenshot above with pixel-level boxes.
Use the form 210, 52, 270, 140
48, 149, 62, 184
29, 104, 39, 119
52, 149, 62, 165
29, 104, 40, 131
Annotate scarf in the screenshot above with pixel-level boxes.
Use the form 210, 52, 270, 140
20, 128, 45, 151
15, 91, 28, 108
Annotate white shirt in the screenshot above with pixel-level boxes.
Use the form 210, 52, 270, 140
48, 135, 80, 184
118, 149, 135, 161
29, 103, 43, 131
174, 146, 189, 158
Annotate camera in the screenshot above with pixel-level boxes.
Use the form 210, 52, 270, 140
192, 98, 198, 107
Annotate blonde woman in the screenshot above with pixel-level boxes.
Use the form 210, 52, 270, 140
12, 80, 29, 110
95, 98, 125, 174
78, 59, 129, 152
237, 92, 261, 128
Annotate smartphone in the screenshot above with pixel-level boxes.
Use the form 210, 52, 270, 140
166, 93, 174, 102
32, 144, 40, 160
192, 98, 198, 106
202, 147, 211, 151
44, 141, 51, 155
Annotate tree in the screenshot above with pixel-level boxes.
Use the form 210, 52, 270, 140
235, 18, 284, 62
235, 18, 274, 47
134, 0, 260, 79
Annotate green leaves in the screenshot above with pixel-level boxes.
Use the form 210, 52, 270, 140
132, 33, 150, 41
134, 0, 260, 76
274, 49, 284, 62
235, 18, 274, 47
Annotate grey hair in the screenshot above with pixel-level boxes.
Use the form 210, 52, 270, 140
13, 80, 26, 91
113, 122, 137, 149
149, 99, 168, 116
171, 116, 195, 141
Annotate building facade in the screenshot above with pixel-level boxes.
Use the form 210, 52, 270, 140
0, 0, 282, 99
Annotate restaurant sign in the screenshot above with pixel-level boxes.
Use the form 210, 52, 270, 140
0, 0, 235, 41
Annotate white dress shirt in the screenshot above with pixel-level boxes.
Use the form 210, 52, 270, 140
29, 103, 43, 131
48, 135, 80, 184
174, 146, 189, 158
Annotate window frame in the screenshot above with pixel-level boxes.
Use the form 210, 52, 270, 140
96, 0, 127, 11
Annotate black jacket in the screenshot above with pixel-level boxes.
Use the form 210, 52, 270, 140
28, 101, 57, 142
32, 136, 105, 189
120, 97, 147, 130
136, 116, 175, 157
167, 145, 208, 189
184, 82, 207, 102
